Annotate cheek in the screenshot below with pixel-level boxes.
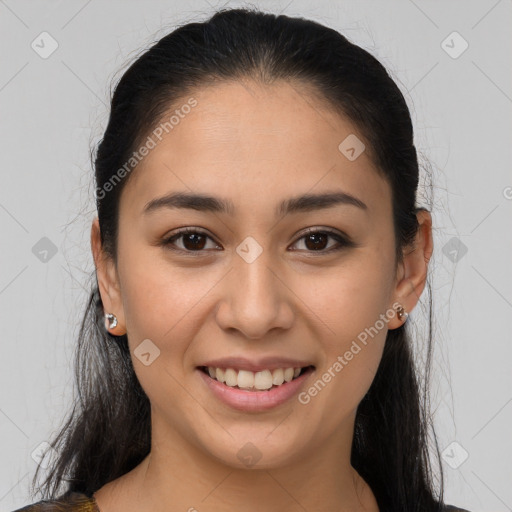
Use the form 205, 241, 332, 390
117, 251, 218, 413
118, 244, 223, 360
295, 250, 393, 407
298, 277, 389, 439
296, 251, 394, 341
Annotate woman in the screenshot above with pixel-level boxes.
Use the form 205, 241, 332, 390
14, 7, 471, 512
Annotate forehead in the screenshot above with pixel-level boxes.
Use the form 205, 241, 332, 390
120, 79, 391, 221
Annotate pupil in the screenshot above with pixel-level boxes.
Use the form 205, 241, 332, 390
184, 233, 205, 250
305, 233, 327, 251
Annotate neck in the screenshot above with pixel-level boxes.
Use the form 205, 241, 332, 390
95, 411, 379, 512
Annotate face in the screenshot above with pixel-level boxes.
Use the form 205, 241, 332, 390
93, 79, 417, 471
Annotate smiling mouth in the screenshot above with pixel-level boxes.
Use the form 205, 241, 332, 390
198, 365, 315, 392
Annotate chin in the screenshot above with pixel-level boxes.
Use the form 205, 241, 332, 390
197, 427, 308, 471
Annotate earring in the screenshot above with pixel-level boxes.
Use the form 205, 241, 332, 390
104, 312, 118, 330
396, 305, 409, 323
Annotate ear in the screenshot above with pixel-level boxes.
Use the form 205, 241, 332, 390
90, 217, 126, 335
387, 209, 433, 330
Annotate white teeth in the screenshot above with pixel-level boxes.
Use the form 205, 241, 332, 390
205, 366, 305, 390
237, 370, 254, 389
215, 368, 225, 383
224, 368, 238, 387
254, 370, 273, 390
284, 367, 294, 382
272, 368, 284, 386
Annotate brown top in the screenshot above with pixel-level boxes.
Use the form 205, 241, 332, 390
12, 491, 471, 511
12, 492, 99, 512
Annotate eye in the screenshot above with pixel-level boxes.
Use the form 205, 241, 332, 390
289, 228, 353, 254
161, 227, 354, 255
162, 227, 221, 253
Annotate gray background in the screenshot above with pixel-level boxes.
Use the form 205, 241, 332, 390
1, 1, 511, 511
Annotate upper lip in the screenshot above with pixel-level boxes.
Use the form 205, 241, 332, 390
198, 356, 315, 373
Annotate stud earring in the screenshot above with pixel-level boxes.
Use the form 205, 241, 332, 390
104, 312, 118, 330
396, 305, 408, 323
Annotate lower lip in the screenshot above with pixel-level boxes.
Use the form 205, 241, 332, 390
196, 367, 314, 412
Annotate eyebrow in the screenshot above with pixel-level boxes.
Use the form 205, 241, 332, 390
143, 190, 368, 217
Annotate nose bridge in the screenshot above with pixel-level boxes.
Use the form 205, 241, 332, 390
236, 241, 276, 302
216, 237, 293, 338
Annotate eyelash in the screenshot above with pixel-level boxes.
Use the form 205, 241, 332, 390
161, 227, 354, 256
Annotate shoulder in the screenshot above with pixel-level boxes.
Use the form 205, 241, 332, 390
11, 491, 99, 512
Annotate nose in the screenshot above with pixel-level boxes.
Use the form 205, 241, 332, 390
215, 246, 294, 340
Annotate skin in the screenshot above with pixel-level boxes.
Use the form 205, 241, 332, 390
91, 79, 433, 512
